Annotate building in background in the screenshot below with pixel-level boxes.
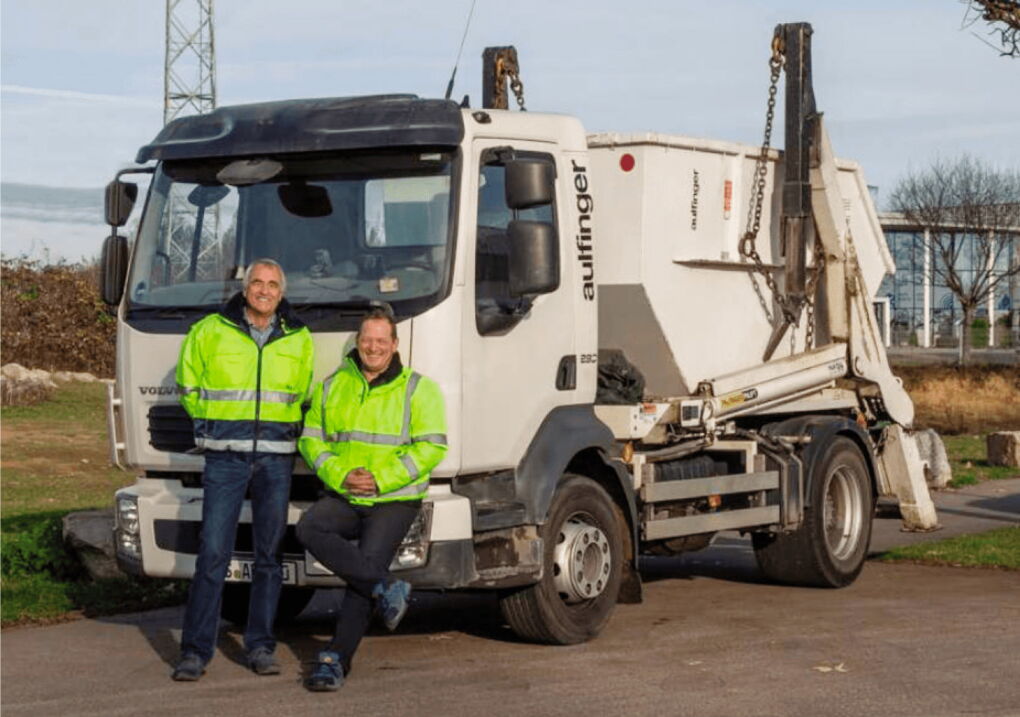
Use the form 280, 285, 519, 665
878, 212, 1020, 349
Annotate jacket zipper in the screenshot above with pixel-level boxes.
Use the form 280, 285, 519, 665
224, 316, 287, 454
253, 344, 263, 453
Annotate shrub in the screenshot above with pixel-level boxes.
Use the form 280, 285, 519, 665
1, 513, 83, 580
0, 259, 115, 376
897, 366, 1020, 434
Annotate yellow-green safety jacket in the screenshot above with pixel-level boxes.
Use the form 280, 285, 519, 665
299, 351, 447, 505
176, 293, 314, 454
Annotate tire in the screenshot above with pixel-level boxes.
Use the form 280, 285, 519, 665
220, 584, 315, 625
499, 474, 624, 644
752, 437, 873, 588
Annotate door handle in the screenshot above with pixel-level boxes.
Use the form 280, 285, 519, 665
556, 355, 577, 391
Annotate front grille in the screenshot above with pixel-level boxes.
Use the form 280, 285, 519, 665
148, 403, 196, 453
154, 520, 306, 555
145, 471, 323, 500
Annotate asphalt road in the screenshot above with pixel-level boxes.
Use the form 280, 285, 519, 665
3, 479, 1018, 717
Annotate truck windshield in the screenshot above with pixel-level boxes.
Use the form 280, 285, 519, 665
126, 150, 455, 326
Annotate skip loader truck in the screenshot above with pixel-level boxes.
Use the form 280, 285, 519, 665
100, 23, 938, 644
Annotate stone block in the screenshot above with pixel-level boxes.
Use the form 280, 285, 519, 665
62, 510, 123, 581
914, 428, 953, 489
987, 432, 1020, 468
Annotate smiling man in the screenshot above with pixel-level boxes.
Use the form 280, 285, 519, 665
172, 258, 314, 681
296, 307, 447, 692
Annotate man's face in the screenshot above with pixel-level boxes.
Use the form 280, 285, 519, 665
357, 318, 398, 376
244, 263, 283, 319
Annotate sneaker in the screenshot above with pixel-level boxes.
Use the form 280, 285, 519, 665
247, 647, 281, 675
373, 578, 412, 631
171, 653, 205, 681
305, 650, 344, 692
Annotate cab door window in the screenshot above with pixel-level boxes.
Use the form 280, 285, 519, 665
475, 152, 556, 334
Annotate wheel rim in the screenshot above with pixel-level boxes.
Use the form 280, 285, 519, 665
552, 513, 612, 604
824, 465, 864, 561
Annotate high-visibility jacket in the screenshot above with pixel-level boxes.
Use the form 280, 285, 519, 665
176, 293, 314, 454
299, 351, 447, 505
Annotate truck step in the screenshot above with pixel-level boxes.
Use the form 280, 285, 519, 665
473, 500, 528, 532
643, 505, 780, 540
641, 471, 779, 503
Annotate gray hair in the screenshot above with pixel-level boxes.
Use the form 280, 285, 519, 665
243, 258, 287, 294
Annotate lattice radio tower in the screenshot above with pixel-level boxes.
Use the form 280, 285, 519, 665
164, 0, 216, 124
164, 0, 225, 284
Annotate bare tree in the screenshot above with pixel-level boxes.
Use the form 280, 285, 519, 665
962, 0, 1020, 57
890, 156, 1020, 365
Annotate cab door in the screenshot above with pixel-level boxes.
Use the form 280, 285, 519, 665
460, 141, 580, 473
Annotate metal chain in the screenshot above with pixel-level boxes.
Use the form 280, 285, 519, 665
804, 238, 825, 349
739, 30, 828, 351
749, 262, 775, 324
843, 227, 880, 363
507, 69, 526, 111
739, 36, 789, 322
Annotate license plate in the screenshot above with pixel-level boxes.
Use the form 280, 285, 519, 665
225, 559, 297, 585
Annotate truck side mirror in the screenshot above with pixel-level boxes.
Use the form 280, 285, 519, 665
505, 159, 555, 209
508, 220, 559, 296
105, 180, 139, 227
100, 233, 129, 306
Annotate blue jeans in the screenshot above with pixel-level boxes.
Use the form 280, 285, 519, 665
179, 451, 294, 663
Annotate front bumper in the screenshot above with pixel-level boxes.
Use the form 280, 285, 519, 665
114, 478, 542, 590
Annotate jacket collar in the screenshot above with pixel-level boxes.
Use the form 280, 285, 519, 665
220, 291, 306, 333
346, 348, 404, 388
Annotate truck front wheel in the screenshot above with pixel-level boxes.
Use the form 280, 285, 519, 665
752, 436, 873, 587
499, 474, 624, 644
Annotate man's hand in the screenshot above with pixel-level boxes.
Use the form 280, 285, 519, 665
343, 467, 377, 496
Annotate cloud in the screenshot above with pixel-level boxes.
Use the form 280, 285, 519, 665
1, 88, 162, 187
1, 84, 155, 108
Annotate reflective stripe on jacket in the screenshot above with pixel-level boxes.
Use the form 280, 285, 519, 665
299, 354, 447, 505
176, 293, 314, 454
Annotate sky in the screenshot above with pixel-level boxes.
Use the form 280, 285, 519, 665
1, 0, 1019, 204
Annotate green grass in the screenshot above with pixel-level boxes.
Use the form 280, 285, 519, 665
878, 527, 1020, 570
1, 382, 131, 518
1, 382, 186, 626
1, 573, 77, 623
1, 380, 108, 422
943, 435, 1020, 488
2, 571, 189, 626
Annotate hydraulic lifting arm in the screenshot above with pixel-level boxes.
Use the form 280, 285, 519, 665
481, 46, 525, 110
734, 23, 939, 530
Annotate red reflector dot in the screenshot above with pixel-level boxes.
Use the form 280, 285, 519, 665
620, 153, 635, 172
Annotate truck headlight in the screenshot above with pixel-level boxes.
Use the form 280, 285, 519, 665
392, 501, 433, 570
118, 531, 142, 559
117, 496, 140, 535
114, 494, 142, 560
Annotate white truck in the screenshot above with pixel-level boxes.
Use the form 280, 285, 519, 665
100, 24, 937, 644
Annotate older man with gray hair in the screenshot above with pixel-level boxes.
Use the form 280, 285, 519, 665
172, 258, 315, 681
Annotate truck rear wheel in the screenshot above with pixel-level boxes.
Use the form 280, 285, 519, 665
752, 437, 873, 587
221, 584, 314, 625
499, 474, 624, 644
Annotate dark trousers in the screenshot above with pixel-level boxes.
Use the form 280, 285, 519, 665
180, 451, 293, 663
296, 494, 419, 670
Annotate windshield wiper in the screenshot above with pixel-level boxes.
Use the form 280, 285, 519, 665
126, 305, 216, 319
292, 299, 394, 317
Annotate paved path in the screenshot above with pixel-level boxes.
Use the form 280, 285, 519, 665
887, 346, 1019, 366
2, 480, 1018, 717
